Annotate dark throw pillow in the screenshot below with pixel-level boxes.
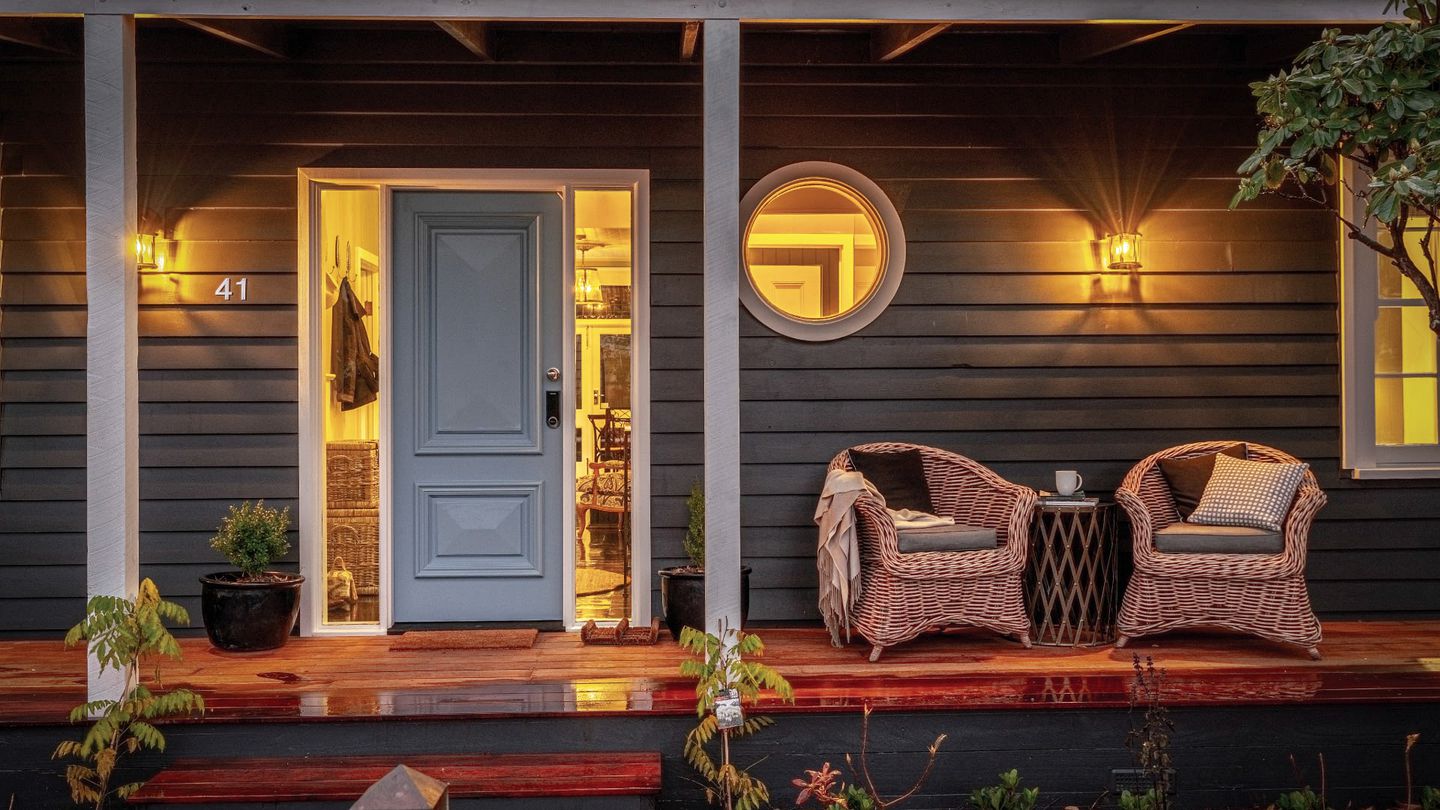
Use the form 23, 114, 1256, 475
1158, 443, 1247, 519
847, 448, 934, 514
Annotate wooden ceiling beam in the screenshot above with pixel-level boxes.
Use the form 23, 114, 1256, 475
680, 20, 700, 60
0, 18, 75, 54
436, 20, 493, 61
871, 22, 950, 62
1060, 22, 1193, 62
179, 18, 290, 58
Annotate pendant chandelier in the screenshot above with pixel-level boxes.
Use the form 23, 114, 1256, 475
575, 236, 607, 317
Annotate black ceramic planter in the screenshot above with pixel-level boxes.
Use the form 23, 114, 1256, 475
200, 572, 304, 652
657, 565, 750, 641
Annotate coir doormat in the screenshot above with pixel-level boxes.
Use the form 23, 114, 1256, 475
389, 628, 538, 651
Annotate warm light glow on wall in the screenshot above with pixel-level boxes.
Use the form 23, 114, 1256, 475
1105, 232, 1142, 271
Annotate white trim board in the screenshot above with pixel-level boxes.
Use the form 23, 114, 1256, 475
296, 168, 652, 636
0, 2, 1396, 22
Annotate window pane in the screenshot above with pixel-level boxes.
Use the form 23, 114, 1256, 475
318, 186, 383, 626
744, 178, 886, 322
1375, 306, 1437, 374
1376, 376, 1440, 446
574, 189, 633, 623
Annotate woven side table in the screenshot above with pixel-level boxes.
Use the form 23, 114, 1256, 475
1026, 503, 1119, 647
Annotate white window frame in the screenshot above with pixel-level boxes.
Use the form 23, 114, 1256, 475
1339, 163, 1440, 479
296, 168, 652, 635
738, 161, 906, 342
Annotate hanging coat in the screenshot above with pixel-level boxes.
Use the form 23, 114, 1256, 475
331, 277, 380, 411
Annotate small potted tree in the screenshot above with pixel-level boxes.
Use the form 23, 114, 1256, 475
200, 500, 304, 651
657, 482, 750, 640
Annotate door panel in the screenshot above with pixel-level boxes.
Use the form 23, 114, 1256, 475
392, 190, 564, 622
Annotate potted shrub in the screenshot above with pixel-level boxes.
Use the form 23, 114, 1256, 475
657, 482, 750, 640
200, 500, 304, 652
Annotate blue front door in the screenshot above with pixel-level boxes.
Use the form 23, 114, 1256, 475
390, 190, 564, 622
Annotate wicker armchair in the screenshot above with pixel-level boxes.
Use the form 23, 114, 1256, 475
1114, 441, 1327, 659
828, 443, 1038, 661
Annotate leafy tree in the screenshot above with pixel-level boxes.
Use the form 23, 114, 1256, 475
1232, 0, 1440, 335
679, 624, 794, 810
53, 578, 205, 808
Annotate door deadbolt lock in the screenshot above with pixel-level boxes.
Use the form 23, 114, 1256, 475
546, 367, 561, 382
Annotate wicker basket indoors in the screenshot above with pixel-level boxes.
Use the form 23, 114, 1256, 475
327, 507, 380, 595
325, 440, 380, 596
326, 440, 380, 510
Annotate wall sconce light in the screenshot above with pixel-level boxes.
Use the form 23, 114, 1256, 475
135, 231, 165, 272
135, 230, 172, 273
1105, 232, 1142, 271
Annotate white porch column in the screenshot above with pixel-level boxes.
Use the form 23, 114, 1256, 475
702, 18, 743, 637
84, 13, 140, 703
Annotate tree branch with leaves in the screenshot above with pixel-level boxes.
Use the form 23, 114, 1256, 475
679, 624, 794, 810
52, 578, 205, 808
1232, 0, 1440, 335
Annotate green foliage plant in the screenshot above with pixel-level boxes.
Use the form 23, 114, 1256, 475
968, 770, 1039, 810
684, 481, 705, 568
679, 623, 794, 810
1421, 785, 1439, 810
1270, 754, 1331, 810
1124, 655, 1175, 810
1272, 786, 1331, 810
209, 500, 291, 580
1232, 0, 1440, 336
1118, 788, 1164, 810
52, 578, 205, 808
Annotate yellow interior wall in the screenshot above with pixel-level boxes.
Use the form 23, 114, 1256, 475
319, 187, 381, 443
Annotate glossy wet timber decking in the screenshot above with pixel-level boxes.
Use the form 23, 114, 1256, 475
3, 622, 1438, 726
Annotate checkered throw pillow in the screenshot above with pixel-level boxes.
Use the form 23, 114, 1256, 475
1188, 453, 1308, 532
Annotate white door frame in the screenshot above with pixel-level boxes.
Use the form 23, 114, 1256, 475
297, 168, 652, 635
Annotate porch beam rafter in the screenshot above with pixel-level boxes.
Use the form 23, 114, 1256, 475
871, 22, 949, 62
436, 19, 492, 60
0, 1, 1399, 22
1060, 21, 1193, 62
178, 17, 290, 57
680, 19, 699, 60
0, 17, 75, 52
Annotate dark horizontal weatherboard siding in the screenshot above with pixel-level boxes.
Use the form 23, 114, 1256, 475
1, 23, 1436, 634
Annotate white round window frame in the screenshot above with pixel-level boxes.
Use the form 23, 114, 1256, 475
739, 161, 906, 342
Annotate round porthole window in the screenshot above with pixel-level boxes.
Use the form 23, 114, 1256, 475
740, 162, 905, 341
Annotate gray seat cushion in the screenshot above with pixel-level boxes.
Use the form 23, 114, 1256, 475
1154, 523, 1283, 554
897, 524, 998, 553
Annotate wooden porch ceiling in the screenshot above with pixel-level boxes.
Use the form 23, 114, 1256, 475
0, 16, 1342, 68
3, 621, 1439, 727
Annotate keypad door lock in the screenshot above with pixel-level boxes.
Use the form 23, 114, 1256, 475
545, 390, 561, 429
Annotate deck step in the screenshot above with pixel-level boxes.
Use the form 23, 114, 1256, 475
128, 751, 662, 809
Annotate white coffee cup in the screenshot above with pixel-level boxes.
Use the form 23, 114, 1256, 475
1055, 470, 1084, 496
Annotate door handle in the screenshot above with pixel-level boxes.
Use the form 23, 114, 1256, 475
545, 390, 561, 429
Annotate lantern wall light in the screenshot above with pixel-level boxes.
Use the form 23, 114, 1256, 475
1105, 232, 1142, 271
135, 231, 165, 272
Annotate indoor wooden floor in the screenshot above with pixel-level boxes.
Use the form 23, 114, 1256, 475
4, 621, 1438, 726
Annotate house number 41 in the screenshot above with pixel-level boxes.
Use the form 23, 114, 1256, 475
213, 277, 248, 302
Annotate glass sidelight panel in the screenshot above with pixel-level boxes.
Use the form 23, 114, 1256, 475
574, 189, 633, 622
318, 186, 384, 626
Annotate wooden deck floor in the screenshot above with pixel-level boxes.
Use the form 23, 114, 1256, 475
4, 621, 1438, 725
